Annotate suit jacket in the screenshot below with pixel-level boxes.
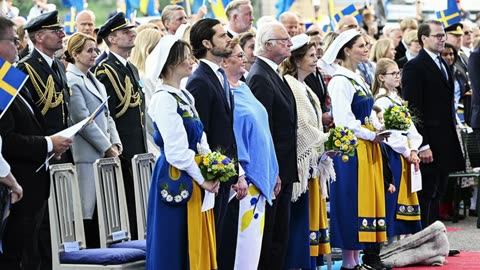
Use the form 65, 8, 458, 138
17, 48, 70, 136
66, 63, 122, 164
186, 61, 237, 165
395, 41, 407, 61
246, 58, 298, 184
94, 52, 146, 159
305, 68, 330, 113
402, 48, 464, 174
0, 89, 49, 213
468, 48, 480, 129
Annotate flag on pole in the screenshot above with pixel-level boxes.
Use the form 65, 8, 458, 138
64, 8, 76, 35
333, 4, 363, 24
140, 0, 159, 16
61, 0, 84, 13
126, 0, 140, 21
275, 0, 295, 19
435, 0, 461, 28
0, 58, 28, 119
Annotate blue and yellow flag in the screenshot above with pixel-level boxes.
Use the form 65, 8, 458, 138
140, 0, 159, 16
61, 0, 84, 12
64, 13, 76, 35
334, 4, 363, 24
0, 58, 28, 118
275, 0, 295, 19
436, 0, 461, 28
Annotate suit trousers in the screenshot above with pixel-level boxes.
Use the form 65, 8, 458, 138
0, 201, 47, 270
417, 171, 449, 228
217, 195, 239, 270
214, 180, 234, 247
258, 182, 293, 270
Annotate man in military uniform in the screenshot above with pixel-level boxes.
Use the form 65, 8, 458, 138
15, 11, 73, 269
95, 12, 146, 240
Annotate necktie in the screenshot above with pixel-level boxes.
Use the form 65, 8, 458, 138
51, 61, 61, 79
437, 56, 448, 80
217, 68, 231, 108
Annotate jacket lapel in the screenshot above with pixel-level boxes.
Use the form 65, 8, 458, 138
199, 62, 231, 113
19, 88, 46, 131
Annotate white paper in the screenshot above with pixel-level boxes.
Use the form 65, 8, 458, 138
63, 241, 80, 252
111, 230, 127, 241
202, 191, 215, 212
411, 164, 422, 193
56, 117, 90, 138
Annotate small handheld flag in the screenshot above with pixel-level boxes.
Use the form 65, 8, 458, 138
0, 57, 28, 119
435, 0, 461, 28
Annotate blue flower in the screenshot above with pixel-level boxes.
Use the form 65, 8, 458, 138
350, 140, 356, 145
340, 130, 345, 136
212, 161, 218, 165
222, 159, 230, 165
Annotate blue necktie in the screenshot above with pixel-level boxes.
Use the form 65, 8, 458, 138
218, 68, 231, 108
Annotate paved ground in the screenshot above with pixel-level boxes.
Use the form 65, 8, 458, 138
444, 214, 480, 251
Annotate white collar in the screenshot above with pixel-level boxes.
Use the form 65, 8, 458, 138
225, 25, 239, 37
35, 48, 54, 67
257, 56, 279, 73
200, 58, 221, 73
424, 48, 440, 62
110, 51, 128, 67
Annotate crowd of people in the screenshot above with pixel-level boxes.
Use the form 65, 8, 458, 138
0, 0, 479, 269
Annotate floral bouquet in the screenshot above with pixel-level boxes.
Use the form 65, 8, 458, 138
383, 104, 412, 131
199, 151, 237, 182
325, 126, 358, 162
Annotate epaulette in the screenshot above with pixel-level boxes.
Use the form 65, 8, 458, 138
16, 52, 33, 66
94, 59, 108, 76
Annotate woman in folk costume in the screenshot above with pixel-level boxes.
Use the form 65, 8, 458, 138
279, 34, 335, 270
220, 36, 279, 270
322, 29, 390, 270
372, 58, 422, 242
144, 34, 220, 269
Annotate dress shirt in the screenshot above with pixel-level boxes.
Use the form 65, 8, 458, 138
374, 88, 423, 157
110, 51, 128, 67
328, 66, 381, 141
148, 84, 210, 185
0, 136, 11, 178
257, 56, 280, 77
224, 25, 239, 37
424, 48, 448, 80
405, 50, 416, 61
36, 48, 54, 68
461, 46, 471, 58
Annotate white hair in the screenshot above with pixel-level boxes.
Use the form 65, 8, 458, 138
255, 21, 284, 55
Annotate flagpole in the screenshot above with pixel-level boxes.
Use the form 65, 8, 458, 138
185, 0, 192, 18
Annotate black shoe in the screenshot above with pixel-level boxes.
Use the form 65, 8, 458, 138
470, 209, 478, 217
362, 262, 392, 270
448, 249, 460, 256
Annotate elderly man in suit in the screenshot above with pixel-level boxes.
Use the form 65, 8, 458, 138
94, 12, 146, 241
402, 20, 465, 229
246, 21, 297, 270
187, 18, 248, 269
0, 17, 72, 270
224, 0, 254, 38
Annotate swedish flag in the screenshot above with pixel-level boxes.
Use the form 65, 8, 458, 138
64, 13, 76, 35
436, 0, 461, 28
0, 58, 28, 118
334, 4, 363, 24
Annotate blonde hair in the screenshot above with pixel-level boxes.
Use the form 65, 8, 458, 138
130, 28, 162, 75
370, 38, 394, 62
65, 32, 95, 64
400, 18, 418, 32
136, 23, 159, 34
225, 0, 251, 20
372, 58, 398, 97
403, 30, 418, 46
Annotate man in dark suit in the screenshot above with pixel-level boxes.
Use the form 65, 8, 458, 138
0, 17, 72, 270
187, 18, 247, 269
16, 11, 73, 269
246, 21, 297, 270
402, 20, 465, 229
94, 12, 146, 241
468, 47, 480, 217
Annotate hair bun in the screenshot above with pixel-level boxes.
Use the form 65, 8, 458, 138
64, 50, 74, 63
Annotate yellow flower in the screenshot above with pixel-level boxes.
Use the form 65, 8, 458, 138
334, 140, 341, 147
342, 145, 348, 151
342, 155, 349, 162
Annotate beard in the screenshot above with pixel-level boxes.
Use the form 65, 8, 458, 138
210, 40, 232, 58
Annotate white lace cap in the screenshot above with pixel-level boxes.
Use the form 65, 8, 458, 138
321, 29, 361, 65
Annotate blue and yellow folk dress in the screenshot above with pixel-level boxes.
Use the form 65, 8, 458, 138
328, 67, 387, 250
146, 87, 216, 270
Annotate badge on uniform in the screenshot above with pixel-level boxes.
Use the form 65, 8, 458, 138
69, 88, 73, 96
138, 80, 143, 88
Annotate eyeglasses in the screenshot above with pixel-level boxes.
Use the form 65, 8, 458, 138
0, 36, 20, 44
464, 30, 473, 35
267, 37, 291, 43
384, 71, 401, 77
229, 52, 246, 59
45, 28, 65, 35
428, 33, 446, 40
